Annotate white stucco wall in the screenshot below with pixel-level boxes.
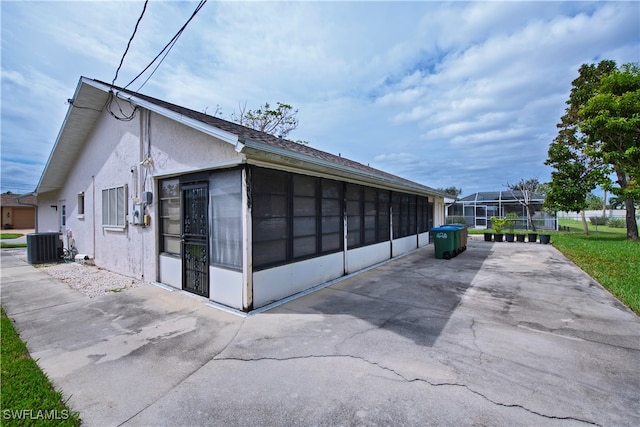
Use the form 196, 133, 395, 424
346, 242, 390, 274
210, 267, 243, 310
252, 251, 344, 308
159, 254, 181, 288
391, 235, 418, 258
148, 112, 241, 176
418, 231, 430, 247
36, 192, 60, 232
39, 107, 243, 283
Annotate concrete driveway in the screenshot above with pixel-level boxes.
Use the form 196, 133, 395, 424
1, 238, 639, 426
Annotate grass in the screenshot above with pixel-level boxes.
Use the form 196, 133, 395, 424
552, 219, 639, 315
470, 220, 640, 314
0, 243, 27, 248
0, 233, 23, 239
0, 307, 80, 426
1, 232, 26, 248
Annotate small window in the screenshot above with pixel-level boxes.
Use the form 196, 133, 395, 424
78, 193, 85, 217
346, 184, 362, 249
392, 192, 415, 239
61, 205, 66, 226
160, 179, 180, 255
210, 169, 242, 269
102, 185, 127, 228
417, 196, 429, 233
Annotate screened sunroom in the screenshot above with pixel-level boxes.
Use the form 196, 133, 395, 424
447, 191, 556, 230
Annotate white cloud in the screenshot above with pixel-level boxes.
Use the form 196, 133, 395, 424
1, 1, 637, 195
374, 152, 419, 164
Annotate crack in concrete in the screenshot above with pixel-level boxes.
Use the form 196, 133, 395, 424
517, 321, 640, 352
117, 320, 247, 427
214, 353, 601, 426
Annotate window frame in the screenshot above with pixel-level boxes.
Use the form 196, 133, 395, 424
209, 169, 243, 270
392, 191, 417, 239
159, 179, 180, 256
346, 184, 390, 249
417, 196, 430, 233
251, 167, 344, 271
77, 193, 85, 218
101, 185, 127, 229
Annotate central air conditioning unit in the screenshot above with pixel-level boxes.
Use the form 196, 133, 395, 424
26, 232, 63, 264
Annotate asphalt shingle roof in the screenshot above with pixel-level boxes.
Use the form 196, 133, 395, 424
98, 80, 442, 196
0, 193, 37, 207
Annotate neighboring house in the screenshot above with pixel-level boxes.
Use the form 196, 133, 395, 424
448, 191, 556, 230
36, 77, 447, 312
1, 193, 36, 229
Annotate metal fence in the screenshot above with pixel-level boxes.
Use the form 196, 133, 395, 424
445, 215, 558, 231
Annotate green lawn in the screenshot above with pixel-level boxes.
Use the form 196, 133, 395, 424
0, 233, 26, 248
1, 307, 80, 426
470, 220, 640, 314
0, 243, 27, 248
0, 233, 23, 239
552, 219, 639, 314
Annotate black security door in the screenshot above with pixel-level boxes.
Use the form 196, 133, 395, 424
182, 182, 209, 298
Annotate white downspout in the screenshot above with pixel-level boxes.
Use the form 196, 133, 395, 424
242, 167, 253, 311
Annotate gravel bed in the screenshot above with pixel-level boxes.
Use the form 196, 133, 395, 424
38, 262, 147, 298
5, 248, 147, 298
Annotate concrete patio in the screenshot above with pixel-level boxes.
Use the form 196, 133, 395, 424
1, 237, 638, 426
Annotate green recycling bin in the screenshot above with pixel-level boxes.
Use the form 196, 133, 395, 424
432, 226, 459, 260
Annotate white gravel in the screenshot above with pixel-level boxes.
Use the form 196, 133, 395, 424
38, 262, 147, 298
5, 248, 147, 298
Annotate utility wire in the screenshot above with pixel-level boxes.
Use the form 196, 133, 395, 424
124, 0, 207, 92
111, 0, 149, 88
108, 0, 207, 120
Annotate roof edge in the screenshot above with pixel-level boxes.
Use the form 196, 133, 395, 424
242, 138, 444, 197
35, 78, 88, 194
84, 79, 240, 146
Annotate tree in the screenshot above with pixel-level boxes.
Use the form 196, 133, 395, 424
230, 101, 299, 138
545, 61, 640, 238
506, 178, 539, 231
585, 193, 604, 211
438, 187, 463, 199
544, 134, 605, 234
536, 182, 552, 197
578, 63, 640, 240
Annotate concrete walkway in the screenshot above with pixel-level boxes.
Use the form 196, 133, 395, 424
1, 238, 639, 426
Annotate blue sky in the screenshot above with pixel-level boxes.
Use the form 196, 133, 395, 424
1, 1, 638, 197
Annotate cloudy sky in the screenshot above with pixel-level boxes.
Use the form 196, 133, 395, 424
1, 1, 638, 197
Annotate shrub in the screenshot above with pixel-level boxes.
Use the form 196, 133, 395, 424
446, 216, 466, 225
490, 216, 512, 234
607, 218, 625, 228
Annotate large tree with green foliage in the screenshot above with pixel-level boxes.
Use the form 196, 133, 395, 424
545, 60, 639, 240
579, 63, 639, 240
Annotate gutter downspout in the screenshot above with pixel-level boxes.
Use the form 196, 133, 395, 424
92, 176, 96, 257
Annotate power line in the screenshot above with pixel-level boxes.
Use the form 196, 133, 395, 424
111, 0, 149, 88
124, 0, 207, 92
107, 0, 207, 121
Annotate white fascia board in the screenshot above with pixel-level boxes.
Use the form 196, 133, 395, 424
241, 138, 443, 198
83, 79, 239, 146
36, 78, 103, 194
151, 159, 246, 180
